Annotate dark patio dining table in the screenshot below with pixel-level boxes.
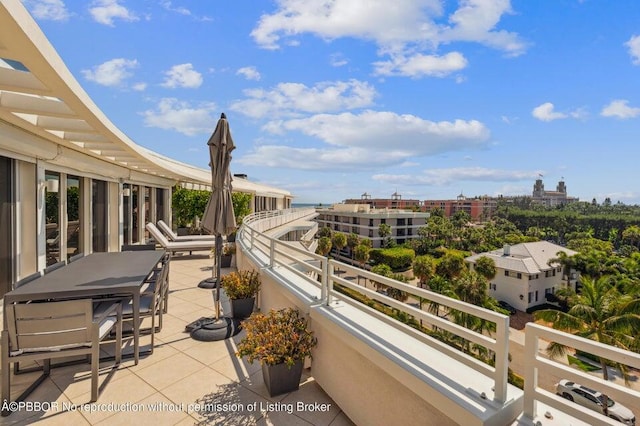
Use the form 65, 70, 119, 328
3, 251, 166, 365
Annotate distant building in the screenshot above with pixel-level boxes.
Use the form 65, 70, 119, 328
531, 178, 579, 207
465, 241, 578, 312
423, 194, 497, 221
343, 192, 421, 211
315, 203, 429, 248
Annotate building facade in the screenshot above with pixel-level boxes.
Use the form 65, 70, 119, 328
343, 192, 421, 211
465, 241, 577, 312
315, 203, 429, 248
531, 178, 579, 207
423, 194, 497, 221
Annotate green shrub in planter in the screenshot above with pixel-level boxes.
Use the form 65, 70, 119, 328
220, 270, 260, 300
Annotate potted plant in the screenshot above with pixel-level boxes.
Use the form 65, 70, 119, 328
221, 243, 235, 268
220, 270, 260, 319
236, 308, 317, 397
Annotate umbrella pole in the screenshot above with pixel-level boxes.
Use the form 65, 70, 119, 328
214, 234, 223, 320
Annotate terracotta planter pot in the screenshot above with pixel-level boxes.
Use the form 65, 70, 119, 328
262, 360, 303, 397
231, 297, 255, 319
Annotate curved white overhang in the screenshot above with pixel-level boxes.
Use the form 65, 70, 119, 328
0, 0, 291, 199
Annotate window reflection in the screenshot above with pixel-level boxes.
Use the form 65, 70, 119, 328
45, 171, 60, 266
66, 175, 81, 260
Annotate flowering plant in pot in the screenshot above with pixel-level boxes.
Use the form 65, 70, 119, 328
236, 308, 317, 396
221, 243, 236, 268
220, 270, 260, 319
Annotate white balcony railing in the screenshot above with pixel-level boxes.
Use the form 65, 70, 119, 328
239, 209, 510, 403
524, 323, 640, 425
238, 209, 640, 425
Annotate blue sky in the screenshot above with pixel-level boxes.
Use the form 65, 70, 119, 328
23, 0, 640, 204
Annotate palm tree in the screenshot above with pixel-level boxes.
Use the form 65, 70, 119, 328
346, 233, 360, 261
413, 255, 436, 289
534, 275, 640, 385
378, 223, 392, 248
548, 250, 576, 289
331, 233, 347, 260
474, 256, 497, 281
450, 270, 500, 358
316, 237, 332, 257
354, 243, 370, 285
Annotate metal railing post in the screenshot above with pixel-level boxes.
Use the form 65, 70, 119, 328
269, 239, 276, 268
493, 315, 509, 403
523, 324, 539, 419
321, 258, 328, 304
327, 261, 334, 306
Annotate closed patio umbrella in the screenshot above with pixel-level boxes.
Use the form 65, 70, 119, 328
191, 113, 239, 341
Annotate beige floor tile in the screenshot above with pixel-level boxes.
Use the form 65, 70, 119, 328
209, 351, 261, 382
48, 361, 131, 400
189, 381, 267, 425
160, 366, 231, 408
67, 373, 157, 424
134, 352, 207, 391
0, 377, 80, 425
180, 337, 240, 366
280, 378, 342, 426
257, 410, 315, 426
93, 393, 189, 426
328, 412, 356, 426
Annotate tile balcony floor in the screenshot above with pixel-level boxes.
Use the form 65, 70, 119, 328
1, 254, 354, 426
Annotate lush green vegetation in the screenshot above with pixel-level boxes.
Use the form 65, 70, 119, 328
369, 247, 416, 271
171, 186, 253, 229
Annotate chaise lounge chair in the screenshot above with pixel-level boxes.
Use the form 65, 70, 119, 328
146, 223, 216, 255
157, 220, 216, 241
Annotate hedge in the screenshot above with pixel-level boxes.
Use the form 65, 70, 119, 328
369, 247, 415, 271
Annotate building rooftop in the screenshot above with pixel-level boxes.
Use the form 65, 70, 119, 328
466, 241, 578, 274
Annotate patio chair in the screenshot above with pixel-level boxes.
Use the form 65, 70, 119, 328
145, 223, 215, 255
121, 244, 156, 251
157, 220, 215, 241
113, 256, 169, 353
1, 299, 123, 415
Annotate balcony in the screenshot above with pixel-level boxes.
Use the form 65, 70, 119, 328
1, 253, 351, 425
237, 209, 640, 426
2, 208, 639, 425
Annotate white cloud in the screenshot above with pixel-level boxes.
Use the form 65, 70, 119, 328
131, 82, 147, 91
330, 53, 348, 67
251, 0, 526, 57
373, 51, 468, 78
532, 102, 586, 121
532, 102, 567, 121
439, 0, 526, 57
236, 66, 262, 81
161, 64, 203, 89
372, 167, 539, 186
24, 0, 70, 21
141, 98, 218, 136
239, 111, 490, 170
160, 0, 191, 16
230, 79, 376, 118
601, 99, 640, 119
625, 35, 640, 65
81, 58, 138, 87
89, 0, 138, 26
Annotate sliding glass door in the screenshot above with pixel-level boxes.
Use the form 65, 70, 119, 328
0, 156, 13, 298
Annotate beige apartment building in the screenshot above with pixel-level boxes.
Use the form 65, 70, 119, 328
315, 203, 429, 248
465, 241, 578, 312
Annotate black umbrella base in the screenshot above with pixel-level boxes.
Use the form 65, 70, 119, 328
189, 317, 241, 341
198, 277, 218, 289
